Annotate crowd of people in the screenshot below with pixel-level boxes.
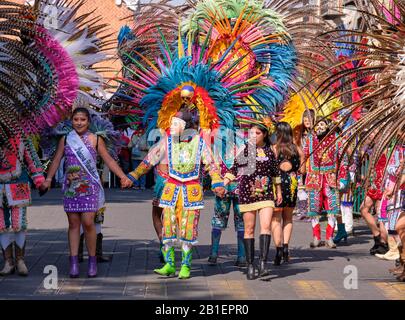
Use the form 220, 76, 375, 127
0, 0, 404, 292
3, 100, 403, 282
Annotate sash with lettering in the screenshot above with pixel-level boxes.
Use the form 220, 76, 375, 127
66, 131, 105, 213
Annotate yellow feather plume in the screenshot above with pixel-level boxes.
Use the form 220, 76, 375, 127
281, 91, 342, 128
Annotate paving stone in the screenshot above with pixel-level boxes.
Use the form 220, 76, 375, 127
0, 189, 401, 300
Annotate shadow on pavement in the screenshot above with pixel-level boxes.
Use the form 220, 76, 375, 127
31, 189, 217, 206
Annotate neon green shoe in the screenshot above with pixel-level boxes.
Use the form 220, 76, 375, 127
154, 263, 176, 276
178, 264, 191, 279
178, 248, 192, 279
154, 246, 175, 276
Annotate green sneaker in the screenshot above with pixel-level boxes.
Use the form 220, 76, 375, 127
154, 246, 175, 276
178, 247, 192, 279
178, 264, 191, 279
154, 263, 176, 276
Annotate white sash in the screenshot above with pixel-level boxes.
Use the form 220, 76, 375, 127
66, 131, 105, 212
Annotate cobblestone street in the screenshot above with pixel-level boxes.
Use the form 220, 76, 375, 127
0, 189, 404, 300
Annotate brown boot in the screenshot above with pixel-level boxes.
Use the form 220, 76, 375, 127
397, 266, 405, 281
389, 244, 404, 275
396, 245, 405, 281
0, 243, 15, 276
96, 233, 111, 263
14, 242, 28, 276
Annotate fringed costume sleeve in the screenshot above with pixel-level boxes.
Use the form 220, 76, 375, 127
23, 139, 45, 188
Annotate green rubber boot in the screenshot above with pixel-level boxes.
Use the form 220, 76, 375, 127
154, 246, 176, 276
178, 248, 192, 279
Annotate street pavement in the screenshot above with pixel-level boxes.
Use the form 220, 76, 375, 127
0, 188, 404, 300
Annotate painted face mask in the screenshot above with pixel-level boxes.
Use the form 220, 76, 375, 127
170, 116, 186, 136
315, 120, 328, 137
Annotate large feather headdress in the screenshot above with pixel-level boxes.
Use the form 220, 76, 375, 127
0, 0, 111, 166
308, 0, 405, 183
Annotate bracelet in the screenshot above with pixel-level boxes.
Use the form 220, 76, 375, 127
45, 178, 52, 182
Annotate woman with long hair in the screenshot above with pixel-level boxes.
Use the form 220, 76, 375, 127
271, 122, 304, 264
294, 109, 316, 148
224, 124, 282, 280
294, 109, 315, 222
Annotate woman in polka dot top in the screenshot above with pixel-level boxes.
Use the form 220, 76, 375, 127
224, 124, 282, 280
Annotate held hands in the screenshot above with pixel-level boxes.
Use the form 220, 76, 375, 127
39, 180, 51, 192
39, 179, 51, 197
120, 176, 133, 189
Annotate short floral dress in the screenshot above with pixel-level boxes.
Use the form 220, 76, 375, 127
63, 132, 100, 213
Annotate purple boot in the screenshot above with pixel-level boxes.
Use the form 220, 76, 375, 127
69, 256, 79, 278
87, 256, 97, 278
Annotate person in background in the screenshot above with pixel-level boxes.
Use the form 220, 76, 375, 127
376, 144, 404, 261
0, 136, 45, 276
118, 128, 131, 177
271, 122, 304, 265
304, 118, 343, 249
390, 163, 405, 281
294, 109, 316, 222
208, 129, 246, 267
129, 129, 149, 190
360, 132, 389, 256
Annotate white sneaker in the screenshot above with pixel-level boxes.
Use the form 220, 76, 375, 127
375, 249, 400, 261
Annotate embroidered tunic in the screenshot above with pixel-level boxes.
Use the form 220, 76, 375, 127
0, 137, 45, 231
0, 137, 44, 207
303, 132, 344, 216
225, 143, 281, 212
129, 133, 223, 209
128, 132, 223, 244
303, 133, 342, 190
366, 152, 387, 201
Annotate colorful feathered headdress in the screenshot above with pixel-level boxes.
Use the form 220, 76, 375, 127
111, 0, 340, 161
115, 0, 302, 136
309, 0, 405, 183
181, 0, 298, 122
0, 0, 110, 165
281, 90, 343, 129
31, 0, 110, 131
